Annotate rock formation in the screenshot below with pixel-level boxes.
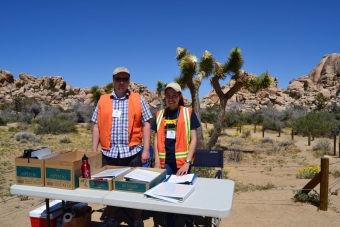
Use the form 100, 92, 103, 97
1, 53, 339, 112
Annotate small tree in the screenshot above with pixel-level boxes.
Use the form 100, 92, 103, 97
156, 81, 167, 109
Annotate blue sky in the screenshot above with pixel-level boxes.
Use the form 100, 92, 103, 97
1, 0, 339, 100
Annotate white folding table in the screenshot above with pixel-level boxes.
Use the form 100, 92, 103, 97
10, 178, 234, 227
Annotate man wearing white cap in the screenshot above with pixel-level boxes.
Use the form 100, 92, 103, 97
91, 67, 152, 227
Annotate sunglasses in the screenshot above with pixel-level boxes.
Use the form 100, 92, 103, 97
114, 77, 130, 82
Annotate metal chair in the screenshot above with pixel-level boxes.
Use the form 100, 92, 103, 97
191, 149, 224, 227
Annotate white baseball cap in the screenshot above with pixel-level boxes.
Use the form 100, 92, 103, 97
113, 67, 130, 76
165, 82, 182, 93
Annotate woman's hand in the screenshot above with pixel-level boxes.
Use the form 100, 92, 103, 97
176, 163, 190, 176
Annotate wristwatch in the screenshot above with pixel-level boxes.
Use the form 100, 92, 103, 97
185, 159, 192, 165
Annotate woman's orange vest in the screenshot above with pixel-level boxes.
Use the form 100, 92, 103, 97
156, 106, 192, 168
97, 92, 142, 150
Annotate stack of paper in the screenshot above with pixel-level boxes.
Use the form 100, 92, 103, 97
165, 173, 198, 185
144, 182, 195, 203
91, 167, 131, 179
123, 168, 161, 182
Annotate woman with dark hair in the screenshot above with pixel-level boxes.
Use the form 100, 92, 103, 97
152, 82, 201, 226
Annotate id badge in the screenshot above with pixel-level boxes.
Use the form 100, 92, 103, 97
166, 130, 176, 139
112, 110, 122, 118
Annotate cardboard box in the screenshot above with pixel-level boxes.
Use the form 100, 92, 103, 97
114, 167, 166, 193
45, 151, 102, 189
15, 147, 59, 187
62, 211, 92, 227
79, 165, 131, 191
29, 200, 63, 227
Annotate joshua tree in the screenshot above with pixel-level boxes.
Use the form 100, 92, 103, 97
156, 81, 167, 109
176, 47, 273, 149
175, 48, 214, 148
207, 48, 273, 149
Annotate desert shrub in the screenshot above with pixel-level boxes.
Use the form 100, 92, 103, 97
293, 189, 320, 206
291, 111, 339, 137
14, 132, 36, 141
287, 91, 302, 100
296, 164, 320, 179
241, 129, 251, 138
227, 150, 243, 162
207, 128, 214, 137
72, 102, 95, 123
192, 167, 230, 179
262, 137, 274, 144
312, 139, 332, 157
0, 117, 7, 126
255, 182, 276, 190
59, 136, 72, 143
279, 139, 294, 147
229, 138, 243, 146
201, 112, 216, 124
34, 115, 77, 134
224, 112, 244, 127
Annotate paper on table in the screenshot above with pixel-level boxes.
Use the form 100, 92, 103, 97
91, 167, 131, 179
40, 151, 61, 160
144, 182, 195, 203
165, 174, 197, 184
124, 168, 161, 182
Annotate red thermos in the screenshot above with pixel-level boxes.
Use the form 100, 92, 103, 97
81, 154, 91, 178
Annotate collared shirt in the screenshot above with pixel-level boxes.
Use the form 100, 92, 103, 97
91, 90, 152, 158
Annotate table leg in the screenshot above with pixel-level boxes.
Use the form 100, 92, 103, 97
45, 198, 50, 227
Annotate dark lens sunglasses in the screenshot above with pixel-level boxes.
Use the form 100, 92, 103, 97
114, 77, 129, 82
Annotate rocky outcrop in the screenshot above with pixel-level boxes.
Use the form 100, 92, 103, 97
1, 53, 340, 112
0, 69, 14, 86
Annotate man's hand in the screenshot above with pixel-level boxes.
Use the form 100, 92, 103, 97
141, 148, 150, 164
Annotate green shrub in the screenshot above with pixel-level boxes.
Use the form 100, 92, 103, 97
293, 190, 320, 206
0, 117, 7, 126
291, 111, 339, 137
34, 115, 77, 134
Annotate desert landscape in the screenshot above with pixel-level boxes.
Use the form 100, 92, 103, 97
0, 123, 339, 227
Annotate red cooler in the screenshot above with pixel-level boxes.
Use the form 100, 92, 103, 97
29, 200, 63, 227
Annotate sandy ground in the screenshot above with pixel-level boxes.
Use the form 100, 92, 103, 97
1, 127, 340, 227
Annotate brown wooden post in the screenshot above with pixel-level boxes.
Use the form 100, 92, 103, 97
278, 126, 281, 137
262, 127, 265, 138
254, 124, 256, 133
291, 129, 294, 140
319, 158, 329, 211
308, 132, 311, 146
239, 125, 242, 133
334, 135, 337, 156
312, 130, 315, 141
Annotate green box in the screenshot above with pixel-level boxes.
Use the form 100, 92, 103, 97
114, 167, 166, 193
79, 166, 131, 191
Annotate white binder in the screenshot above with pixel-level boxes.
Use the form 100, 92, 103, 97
144, 182, 195, 203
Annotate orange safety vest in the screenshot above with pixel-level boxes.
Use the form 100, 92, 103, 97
156, 106, 192, 168
97, 92, 142, 150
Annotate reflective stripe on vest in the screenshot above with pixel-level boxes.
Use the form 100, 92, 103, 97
156, 106, 192, 168
97, 92, 142, 150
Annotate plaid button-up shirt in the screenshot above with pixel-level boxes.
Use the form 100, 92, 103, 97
91, 91, 152, 158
